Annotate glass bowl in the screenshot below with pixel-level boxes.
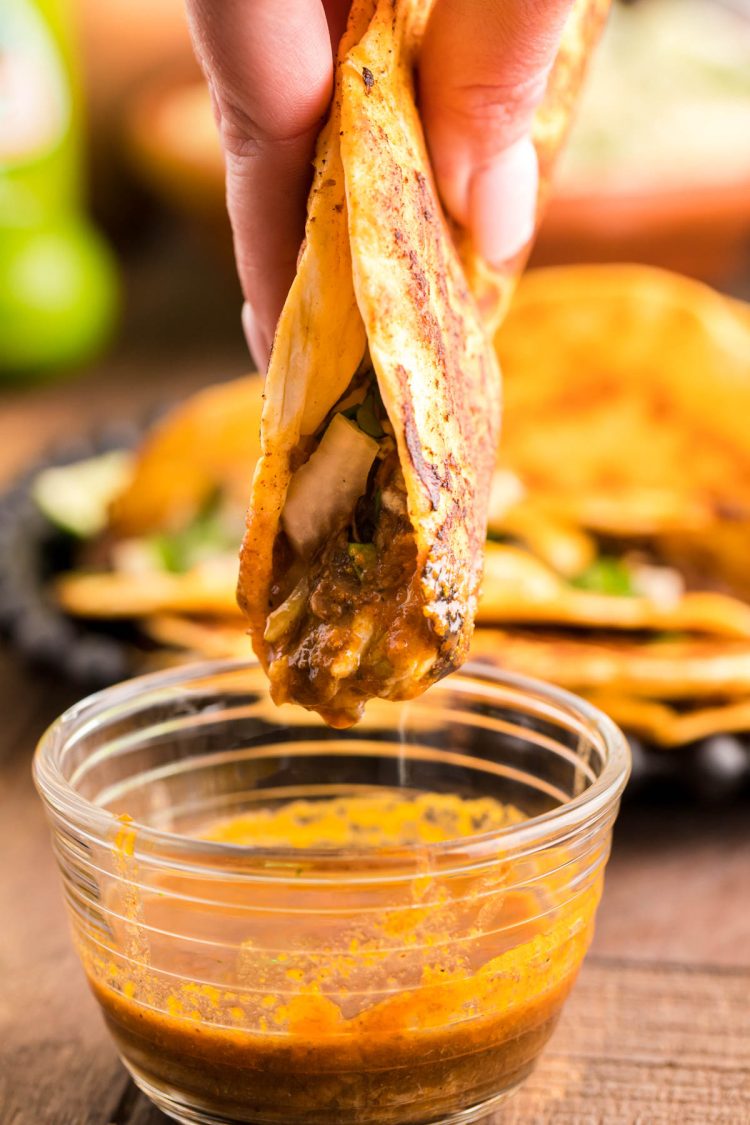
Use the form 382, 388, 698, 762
34, 659, 629, 1125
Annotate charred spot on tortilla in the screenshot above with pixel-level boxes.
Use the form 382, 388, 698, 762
402, 398, 441, 510
362, 66, 375, 92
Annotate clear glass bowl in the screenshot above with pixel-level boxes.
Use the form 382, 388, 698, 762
34, 660, 629, 1125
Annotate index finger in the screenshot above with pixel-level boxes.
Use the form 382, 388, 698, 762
185, 0, 336, 365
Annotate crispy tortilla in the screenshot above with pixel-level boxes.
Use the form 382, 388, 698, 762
585, 693, 750, 749
487, 487, 597, 577
110, 375, 263, 536
469, 628, 750, 700
479, 544, 750, 638
142, 614, 248, 659
238, 0, 500, 727
59, 521, 750, 642
55, 557, 242, 619
496, 265, 750, 536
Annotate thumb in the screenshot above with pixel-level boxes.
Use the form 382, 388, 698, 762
419, 0, 574, 267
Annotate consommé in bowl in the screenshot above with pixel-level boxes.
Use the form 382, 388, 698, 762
34, 659, 629, 1125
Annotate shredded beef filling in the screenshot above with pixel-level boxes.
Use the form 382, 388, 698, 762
267, 452, 437, 726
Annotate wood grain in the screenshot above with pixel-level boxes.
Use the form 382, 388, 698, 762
595, 801, 750, 969
0, 654, 125, 1125
507, 958, 750, 1123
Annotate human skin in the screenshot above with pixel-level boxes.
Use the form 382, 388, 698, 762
184, 0, 574, 368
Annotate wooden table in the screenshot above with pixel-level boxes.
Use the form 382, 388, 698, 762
3, 652, 750, 1125
2, 238, 750, 1123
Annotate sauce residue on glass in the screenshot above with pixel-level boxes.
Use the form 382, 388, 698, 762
83, 793, 600, 1124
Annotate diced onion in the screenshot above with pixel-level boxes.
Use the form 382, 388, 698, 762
264, 578, 309, 643
632, 563, 684, 609
111, 538, 161, 576
282, 414, 379, 555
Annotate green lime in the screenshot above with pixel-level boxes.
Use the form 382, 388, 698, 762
0, 215, 118, 381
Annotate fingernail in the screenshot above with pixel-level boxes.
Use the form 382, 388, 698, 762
242, 302, 270, 374
470, 136, 538, 267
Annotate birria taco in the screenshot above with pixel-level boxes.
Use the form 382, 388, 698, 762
237, 0, 606, 726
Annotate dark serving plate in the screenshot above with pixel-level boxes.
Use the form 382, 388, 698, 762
0, 424, 146, 690
1, 436, 749, 802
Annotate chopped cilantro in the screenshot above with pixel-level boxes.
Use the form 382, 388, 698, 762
348, 541, 377, 579
149, 491, 238, 573
570, 556, 637, 598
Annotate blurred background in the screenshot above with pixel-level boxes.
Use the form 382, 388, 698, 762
2, 0, 750, 802
4, 11, 750, 1116
1, 0, 749, 410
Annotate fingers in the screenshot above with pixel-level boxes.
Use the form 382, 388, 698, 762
420, 0, 574, 266
185, 0, 335, 368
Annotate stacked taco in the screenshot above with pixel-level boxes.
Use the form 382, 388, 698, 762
470, 265, 750, 746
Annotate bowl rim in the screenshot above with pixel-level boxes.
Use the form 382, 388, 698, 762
33, 658, 631, 870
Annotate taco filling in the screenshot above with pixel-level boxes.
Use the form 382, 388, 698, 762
264, 362, 435, 717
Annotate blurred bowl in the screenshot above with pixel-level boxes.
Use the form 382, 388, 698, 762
122, 73, 750, 286
533, 0, 750, 283
71, 0, 199, 214
120, 1, 750, 286
532, 180, 750, 283
72, 0, 196, 129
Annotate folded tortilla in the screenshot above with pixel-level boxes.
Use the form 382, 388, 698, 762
110, 375, 264, 537
478, 543, 750, 638
55, 558, 241, 619
238, 0, 501, 727
237, 0, 606, 727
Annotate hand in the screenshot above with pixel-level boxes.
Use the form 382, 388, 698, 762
185, 0, 574, 368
